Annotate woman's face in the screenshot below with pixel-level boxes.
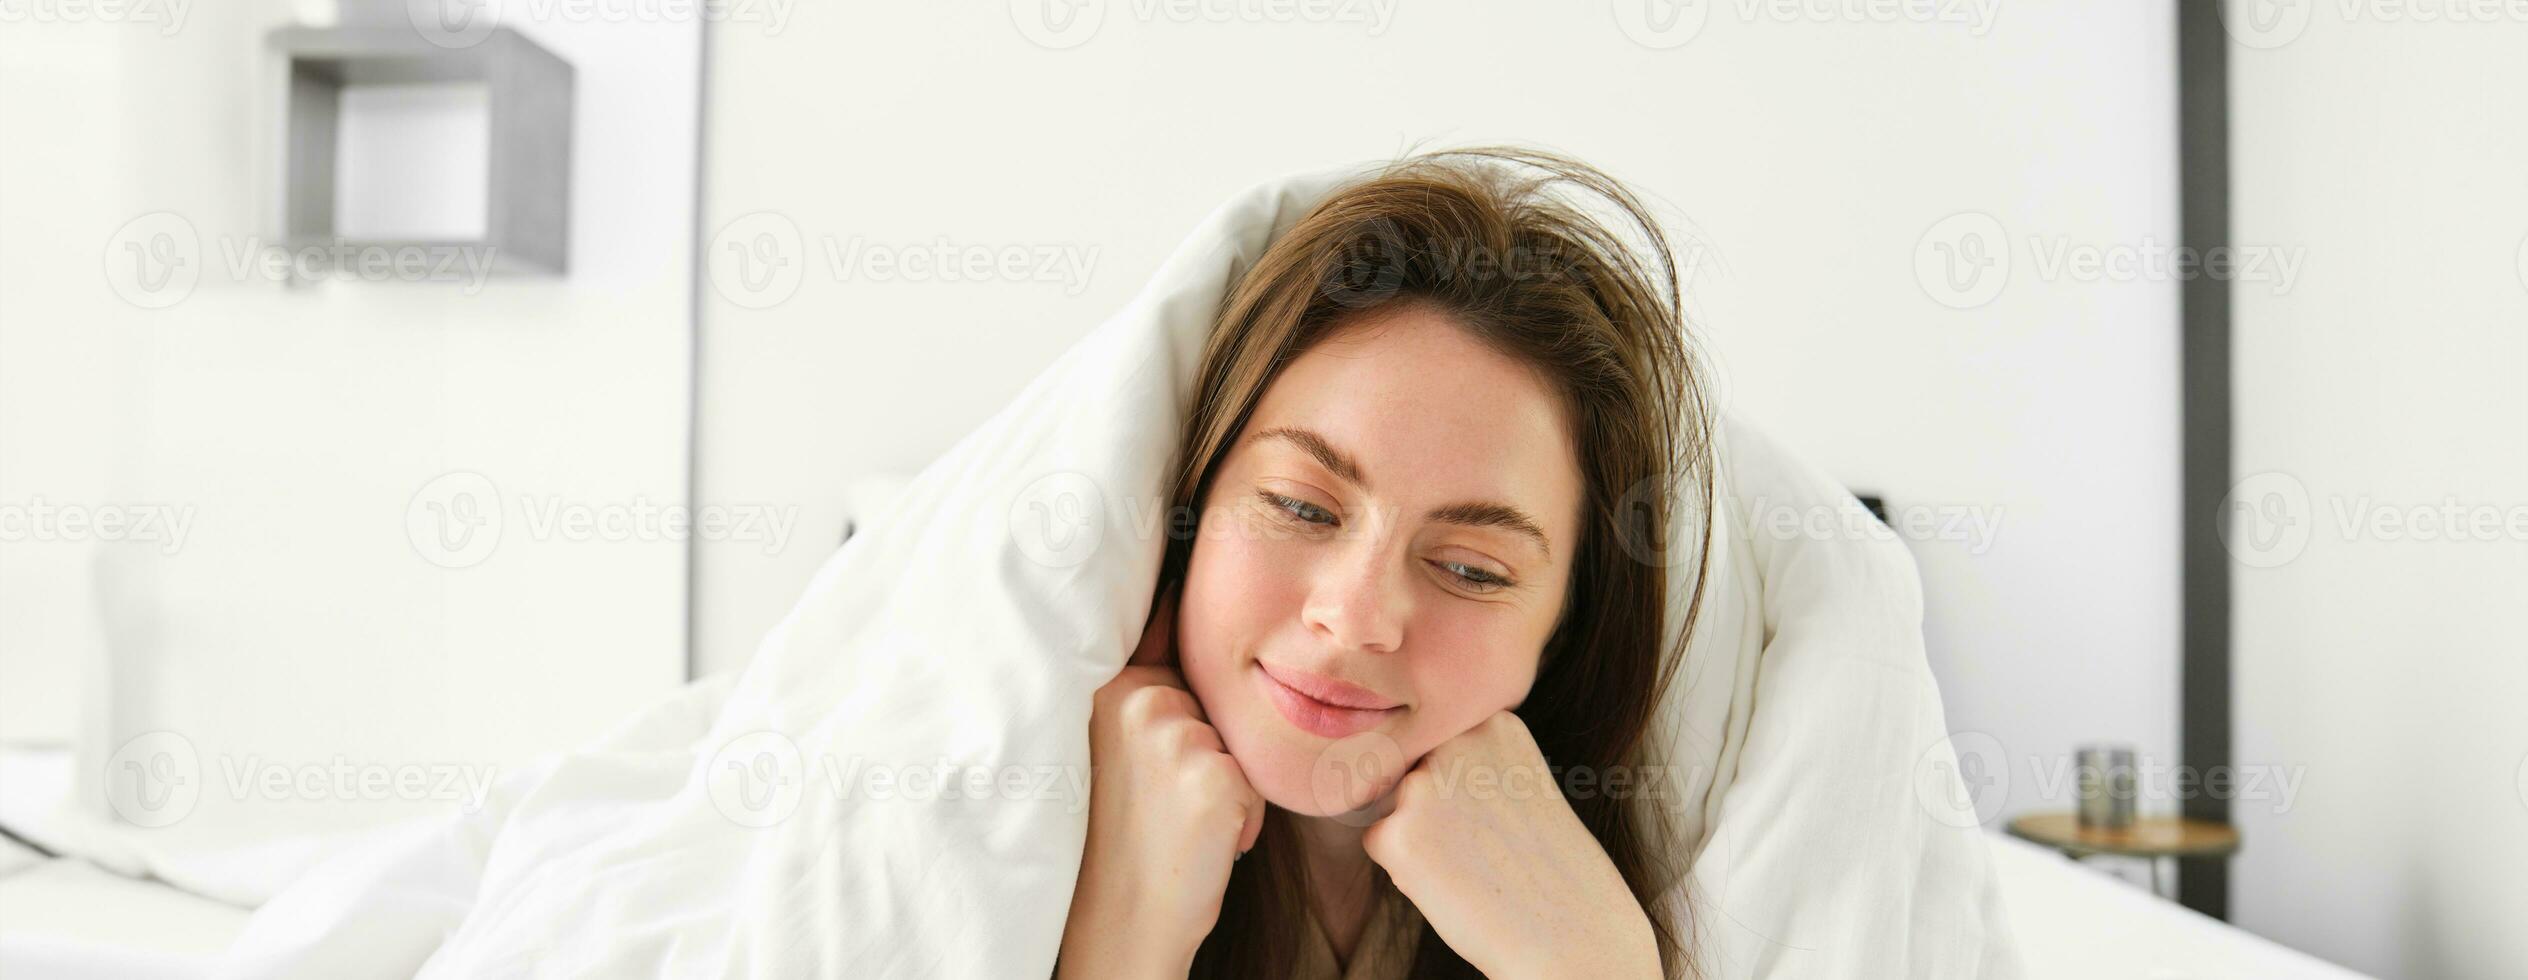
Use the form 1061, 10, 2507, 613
1177, 305, 1584, 817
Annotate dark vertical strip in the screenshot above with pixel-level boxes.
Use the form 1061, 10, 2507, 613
683, 17, 714, 683
2176, 0, 2233, 920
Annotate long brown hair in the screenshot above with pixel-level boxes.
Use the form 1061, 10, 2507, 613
1158, 147, 1716, 979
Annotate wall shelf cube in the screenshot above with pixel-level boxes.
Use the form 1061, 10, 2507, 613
269, 26, 573, 276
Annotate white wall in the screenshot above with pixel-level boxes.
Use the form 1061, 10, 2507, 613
0, 0, 700, 840
694, 3, 2183, 827
2228, 3, 2528, 975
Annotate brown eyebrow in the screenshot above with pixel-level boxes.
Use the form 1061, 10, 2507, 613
1248, 425, 1553, 559
1425, 500, 1552, 560
1252, 426, 1366, 487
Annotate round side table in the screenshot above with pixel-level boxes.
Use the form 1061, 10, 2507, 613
2005, 812, 2241, 900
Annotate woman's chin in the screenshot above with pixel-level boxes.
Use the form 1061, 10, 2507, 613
1227, 728, 1409, 819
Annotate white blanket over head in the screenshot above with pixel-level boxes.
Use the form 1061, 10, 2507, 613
220, 163, 2020, 979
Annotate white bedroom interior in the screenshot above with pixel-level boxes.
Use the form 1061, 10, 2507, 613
1, 1, 2523, 977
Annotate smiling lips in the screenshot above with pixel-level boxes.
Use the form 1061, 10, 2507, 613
1255, 661, 1402, 739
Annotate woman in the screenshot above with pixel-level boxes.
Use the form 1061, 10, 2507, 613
1058, 148, 1714, 980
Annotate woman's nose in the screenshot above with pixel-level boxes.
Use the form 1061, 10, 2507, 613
1299, 540, 1407, 655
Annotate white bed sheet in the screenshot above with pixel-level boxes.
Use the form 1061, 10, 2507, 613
0, 857, 252, 980
1987, 833, 2371, 980
0, 828, 2380, 980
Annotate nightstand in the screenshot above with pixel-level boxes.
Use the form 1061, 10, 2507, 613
2005, 812, 2241, 900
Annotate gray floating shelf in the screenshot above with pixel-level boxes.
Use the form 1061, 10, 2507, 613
269, 26, 573, 276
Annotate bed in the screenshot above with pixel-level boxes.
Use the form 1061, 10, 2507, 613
0, 742, 2371, 980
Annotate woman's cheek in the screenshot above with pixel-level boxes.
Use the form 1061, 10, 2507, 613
1175, 507, 1297, 712
1398, 629, 1539, 746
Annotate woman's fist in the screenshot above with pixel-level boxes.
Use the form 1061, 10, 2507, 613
1362, 711, 1660, 979
1058, 592, 1266, 978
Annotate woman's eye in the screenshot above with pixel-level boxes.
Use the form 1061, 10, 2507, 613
1432, 560, 1514, 593
1258, 490, 1338, 527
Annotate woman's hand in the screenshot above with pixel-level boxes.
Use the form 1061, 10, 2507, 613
1361, 711, 1663, 980
1057, 591, 1267, 980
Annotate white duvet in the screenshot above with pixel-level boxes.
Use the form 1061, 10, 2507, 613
220, 163, 2021, 979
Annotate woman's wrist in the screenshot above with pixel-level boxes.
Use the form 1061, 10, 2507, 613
1057, 871, 1202, 979
1521, 906, 1660, 980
